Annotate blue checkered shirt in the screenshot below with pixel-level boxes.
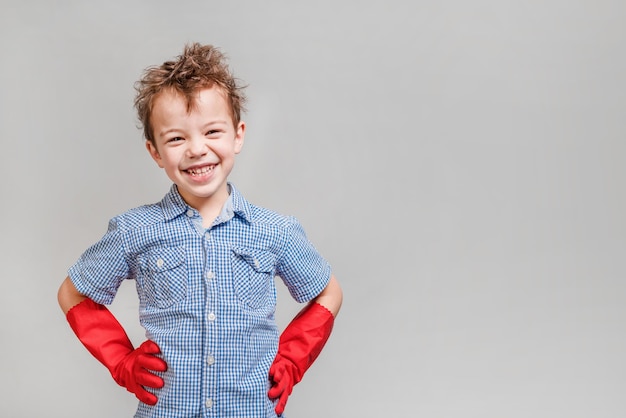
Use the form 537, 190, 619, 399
68, 183, 331, 418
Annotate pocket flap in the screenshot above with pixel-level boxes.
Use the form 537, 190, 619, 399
231, 247, 276, 273
142, 247, 186, 272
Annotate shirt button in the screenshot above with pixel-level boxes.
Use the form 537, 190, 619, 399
206, 271, 215, 279
254, 258, 260, 269
207, 312, 216, 321
156, 258, 164, 268
205, 398, 213, 408
207, 355, 215, 365
186, 209, 194, 217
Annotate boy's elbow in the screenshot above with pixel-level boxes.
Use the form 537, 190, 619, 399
331, 275, 343, 313
316, 274, 343, 317
58, 276, 86, 315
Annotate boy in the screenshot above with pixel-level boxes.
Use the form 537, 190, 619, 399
57, 43, 342, 418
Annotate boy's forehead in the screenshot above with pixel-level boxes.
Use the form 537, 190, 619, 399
155, 85, 226, 104
152, 85, 231, 117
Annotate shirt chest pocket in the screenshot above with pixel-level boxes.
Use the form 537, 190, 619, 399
138, 247, 187, 309
231, 247, 276, 311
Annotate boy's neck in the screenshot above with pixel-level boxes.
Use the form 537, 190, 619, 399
199, 203, 224, 229
179, 183, 230, 229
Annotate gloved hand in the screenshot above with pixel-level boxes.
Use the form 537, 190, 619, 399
110, 340, 167, 405
268, 302, 334, 415
66, 298, 167, 405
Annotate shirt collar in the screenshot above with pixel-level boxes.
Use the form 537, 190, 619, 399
159, 183, 253, 223
227, 183, 253, 222
159, 185, 190, 221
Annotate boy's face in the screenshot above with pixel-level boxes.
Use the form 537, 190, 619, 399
146, 86, 245, 210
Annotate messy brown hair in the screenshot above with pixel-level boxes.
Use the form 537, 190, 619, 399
134, 43, 247, 144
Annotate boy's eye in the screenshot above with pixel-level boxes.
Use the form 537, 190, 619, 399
206, 130, 221, 137
168, 137, 184, 143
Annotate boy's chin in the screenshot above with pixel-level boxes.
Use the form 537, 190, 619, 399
177, 182, 229, 202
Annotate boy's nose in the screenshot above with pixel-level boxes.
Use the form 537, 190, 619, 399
186, 137, 208, 158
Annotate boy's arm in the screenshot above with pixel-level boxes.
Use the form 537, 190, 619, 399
58, 276, 87, 314
57, 277, 167, 405
268, 274, 343, 415
311, 274, 343, 316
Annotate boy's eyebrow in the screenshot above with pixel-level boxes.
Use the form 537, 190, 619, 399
158, 120, 229, 137
158, 127, 182, 137
202, 120, 229, 127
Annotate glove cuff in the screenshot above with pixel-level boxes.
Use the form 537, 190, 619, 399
66, 298, 134, 373
278, 302, 335, 381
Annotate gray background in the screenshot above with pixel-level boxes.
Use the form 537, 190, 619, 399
1, 1, 625, 417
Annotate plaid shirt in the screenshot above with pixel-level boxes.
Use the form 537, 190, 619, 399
68, 183, 331, 418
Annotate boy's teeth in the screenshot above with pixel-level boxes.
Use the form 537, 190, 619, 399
188, 165, 214, 175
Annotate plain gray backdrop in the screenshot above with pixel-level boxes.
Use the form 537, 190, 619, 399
1, 1, 625, 417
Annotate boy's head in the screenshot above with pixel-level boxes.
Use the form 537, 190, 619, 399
134, 43, 247, 145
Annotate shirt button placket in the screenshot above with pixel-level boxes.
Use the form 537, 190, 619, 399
205, 305, 217, 412
203, 229, 218, 415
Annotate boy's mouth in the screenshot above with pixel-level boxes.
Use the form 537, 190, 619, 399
185, 164, 216, 176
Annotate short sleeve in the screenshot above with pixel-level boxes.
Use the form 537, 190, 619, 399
275, 217, 331, 303
67, 217, 130, 305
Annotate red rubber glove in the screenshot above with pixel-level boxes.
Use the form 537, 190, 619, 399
268, 302, 335, 415
66, 298, 167, 405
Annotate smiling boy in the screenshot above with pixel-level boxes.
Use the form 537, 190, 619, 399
57, 43, 342, 418
147, 84, 243, 227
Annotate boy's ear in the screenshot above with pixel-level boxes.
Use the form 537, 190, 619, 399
145, 141, 164, 168
234, 121, 245, 154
